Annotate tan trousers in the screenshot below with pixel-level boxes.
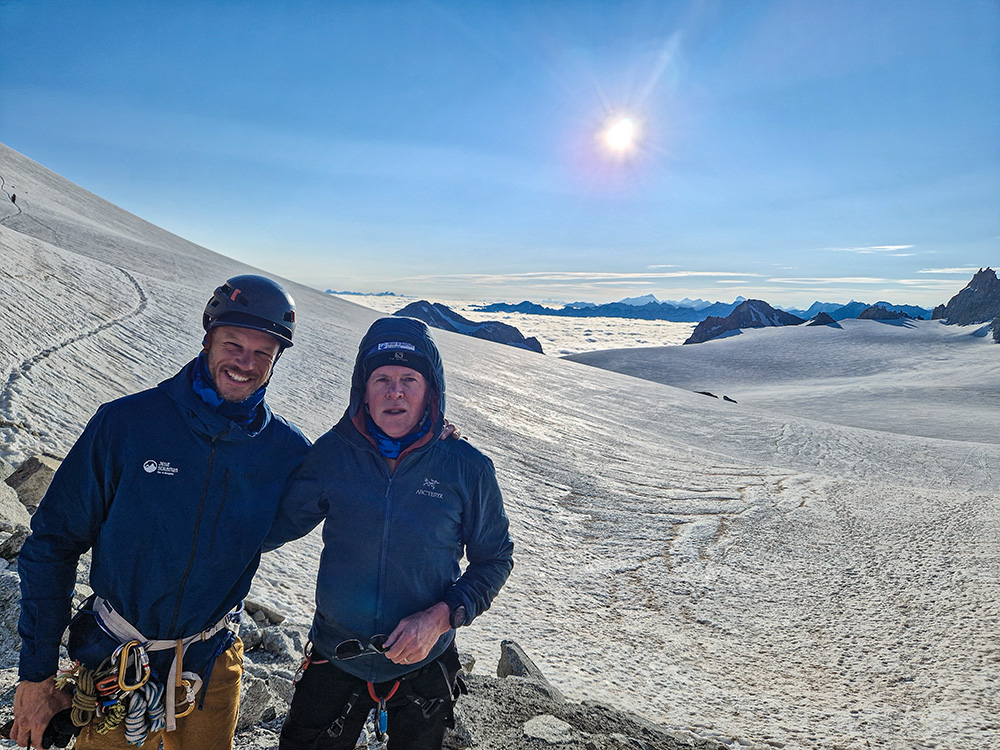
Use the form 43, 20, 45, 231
75, 638, 244, 750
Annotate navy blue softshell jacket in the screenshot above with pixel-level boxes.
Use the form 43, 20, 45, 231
265, 317, 514, 683
17, 358, 310, 681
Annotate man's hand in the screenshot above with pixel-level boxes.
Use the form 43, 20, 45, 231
12, 677, 72, 748
383, 602, 451, 666
440, 419, 463, 441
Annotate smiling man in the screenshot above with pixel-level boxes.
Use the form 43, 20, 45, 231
266, 317, 514, 750
13, 275, 310, 750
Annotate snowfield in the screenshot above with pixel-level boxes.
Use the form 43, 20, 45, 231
1, 142, 997, 750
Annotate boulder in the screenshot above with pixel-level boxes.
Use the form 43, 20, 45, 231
0, 482, 31, 528
0, 571, 21, 669
498, 640, 565, 702
0, 457, 14, 483
0, 525, 31, 561
236, 670, 279, 731
244, 598, 286, 626
5, 455, 62, 513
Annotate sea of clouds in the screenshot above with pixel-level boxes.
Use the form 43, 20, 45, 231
332, 294, 695, 355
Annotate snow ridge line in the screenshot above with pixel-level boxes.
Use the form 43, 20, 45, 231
0, 267, 149, 437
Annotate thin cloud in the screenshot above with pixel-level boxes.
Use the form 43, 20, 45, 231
769, 277, 889, 285
405, 270, 763, 284
828, 245, 914, 254
918, 267, 988, 274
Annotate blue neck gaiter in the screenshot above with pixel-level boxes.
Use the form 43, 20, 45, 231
191, 353, 267, 430
365, 406, 432, 459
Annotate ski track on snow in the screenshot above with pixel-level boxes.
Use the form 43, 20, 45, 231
0, 264, 148, 441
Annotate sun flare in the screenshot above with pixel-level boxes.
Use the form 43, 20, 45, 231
604, 117, 636, 152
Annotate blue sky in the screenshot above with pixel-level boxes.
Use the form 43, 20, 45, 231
1, 0, 997, 307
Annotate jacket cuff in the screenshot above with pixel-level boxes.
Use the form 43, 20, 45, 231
442, 592, 473, 626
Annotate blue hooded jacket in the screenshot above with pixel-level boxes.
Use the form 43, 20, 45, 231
17, 358, 310, 681
265, 317, 514, 682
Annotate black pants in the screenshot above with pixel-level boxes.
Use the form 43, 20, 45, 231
279, 645, 460, 750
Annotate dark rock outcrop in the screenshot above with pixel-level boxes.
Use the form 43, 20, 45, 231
4, 455, 61, 514
935, 268, 1000, 326
858, 305, 909, 321
395, 301, 543, 353
684, 300, 804, 345
807, 312, 841, 327
992, 316, 1000, 343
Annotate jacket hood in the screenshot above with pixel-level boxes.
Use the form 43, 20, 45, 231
349, 317, 446, 419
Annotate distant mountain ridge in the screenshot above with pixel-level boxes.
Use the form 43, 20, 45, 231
394, 300, 543, 353
476, 296, 931, 324
476, 299, 741, 323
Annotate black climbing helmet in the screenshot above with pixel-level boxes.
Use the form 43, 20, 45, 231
203, 275, 296, 348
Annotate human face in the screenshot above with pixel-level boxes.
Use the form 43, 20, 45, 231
364, 365, 430, 438
204, 326, 281, 403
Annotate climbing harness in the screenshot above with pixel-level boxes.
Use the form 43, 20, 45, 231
293, 640, 463, 742
292, 641, 328, 685
55, 653, 165, 745
367, 680, 400, 741
90, 595, 240, 731
55, 596, 241, 744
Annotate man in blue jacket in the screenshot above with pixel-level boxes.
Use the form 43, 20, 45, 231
267, 317, 514, 750
12, 275, 311, 750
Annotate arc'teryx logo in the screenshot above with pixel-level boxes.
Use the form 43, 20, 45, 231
417, 476, 443, 499
143, 459, 179, 476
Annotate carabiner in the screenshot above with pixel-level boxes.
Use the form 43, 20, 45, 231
114, 640, 151, 692
174, 678, 197, 718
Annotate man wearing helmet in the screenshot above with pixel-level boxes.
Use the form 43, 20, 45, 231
11, 275, 310, 750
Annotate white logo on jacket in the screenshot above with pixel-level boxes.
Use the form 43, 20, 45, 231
417, 476, 444, 499
143, 460, 179, 476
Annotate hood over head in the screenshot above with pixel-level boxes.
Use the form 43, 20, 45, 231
350, 316, 446, 420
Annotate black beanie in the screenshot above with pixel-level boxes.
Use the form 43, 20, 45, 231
362, 340, 434, 384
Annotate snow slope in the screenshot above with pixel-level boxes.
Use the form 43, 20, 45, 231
567, 319, 1000, 445
1, 143, 997, 750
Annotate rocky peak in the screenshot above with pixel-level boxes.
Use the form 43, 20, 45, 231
395, 301, 543, 353
858, 305, 908, 321
936, 268, 1000, 326
684, 299, 804, 344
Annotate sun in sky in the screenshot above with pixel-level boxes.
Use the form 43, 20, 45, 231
604, 116, 638, 154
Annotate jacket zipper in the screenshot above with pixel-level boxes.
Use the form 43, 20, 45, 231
208, 469, 231, 554
169, 439, 217, 633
